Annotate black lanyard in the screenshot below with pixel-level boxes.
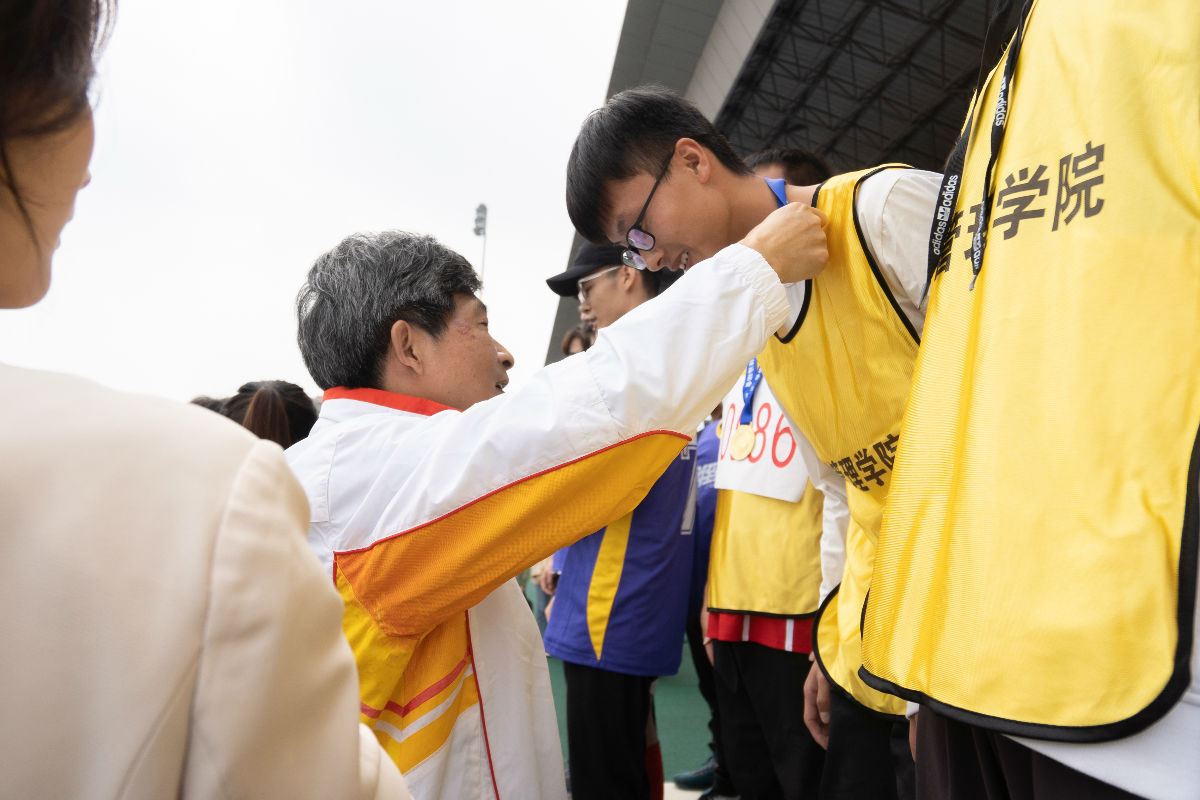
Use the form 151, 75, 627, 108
924, 0, 1035, 298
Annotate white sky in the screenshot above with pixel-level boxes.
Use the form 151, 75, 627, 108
0, 0, 625, 401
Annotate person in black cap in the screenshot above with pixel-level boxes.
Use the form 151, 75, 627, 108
552, 243, 736, 799
547, 242, 678, 333
545, 242, 625, 297
541, 243, 697, 800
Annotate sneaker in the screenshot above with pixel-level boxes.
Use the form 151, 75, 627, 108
672, 755, 716, 790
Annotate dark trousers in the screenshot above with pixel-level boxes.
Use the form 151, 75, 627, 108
563, 659, 655, 800
686, 615, 737, 794
915, 707, 1144, 800
712, 640, 825, 800
819, 689, 914, 800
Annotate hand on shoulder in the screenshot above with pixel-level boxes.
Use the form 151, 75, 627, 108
740, 203, 829, 285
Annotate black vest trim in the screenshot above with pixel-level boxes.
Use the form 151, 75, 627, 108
860, 421, 1200, 741
812, 583, 906, 723
706, 606, 818, 620
851, 165, 922, 345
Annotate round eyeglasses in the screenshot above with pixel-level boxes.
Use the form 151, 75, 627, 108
621, 152, 673, 270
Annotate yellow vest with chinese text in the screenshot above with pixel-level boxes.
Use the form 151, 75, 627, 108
861, 0, 1200, 739
758, 166, 919, 716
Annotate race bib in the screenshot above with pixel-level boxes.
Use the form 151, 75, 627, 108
714, 374, 811, 502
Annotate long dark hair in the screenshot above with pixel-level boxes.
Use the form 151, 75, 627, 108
0, 0, 114, 236
224, 380, 318, 449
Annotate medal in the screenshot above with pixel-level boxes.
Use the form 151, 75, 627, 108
730, 424, 754, 460
728, 358, 763, 461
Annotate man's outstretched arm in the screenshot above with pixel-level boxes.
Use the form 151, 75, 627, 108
336, 206, 829, 637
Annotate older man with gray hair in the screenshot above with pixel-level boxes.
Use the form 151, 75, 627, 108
285, 210, 827, 800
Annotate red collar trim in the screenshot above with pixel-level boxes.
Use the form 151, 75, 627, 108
323, 386, 456, 417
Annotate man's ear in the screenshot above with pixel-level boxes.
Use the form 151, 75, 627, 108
617, 264, 639, 292
389, 319, 424, 374
674, 138, 711, 184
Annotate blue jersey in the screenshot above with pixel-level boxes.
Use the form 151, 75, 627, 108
544, 442, 697, 676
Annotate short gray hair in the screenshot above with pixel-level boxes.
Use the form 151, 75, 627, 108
296, 231, 481, 390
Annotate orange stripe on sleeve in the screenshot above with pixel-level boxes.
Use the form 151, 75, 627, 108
396, 654, 470, 717
336, 431, 687, 637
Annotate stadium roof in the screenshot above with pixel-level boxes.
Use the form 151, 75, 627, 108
546, 0, 994, 363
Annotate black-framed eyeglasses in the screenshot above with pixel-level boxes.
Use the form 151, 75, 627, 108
622, 152, 673, 270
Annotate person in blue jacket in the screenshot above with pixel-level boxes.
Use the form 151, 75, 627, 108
544, 244, 695, 800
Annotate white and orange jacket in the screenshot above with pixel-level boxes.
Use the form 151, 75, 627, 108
286, 244, 790, 800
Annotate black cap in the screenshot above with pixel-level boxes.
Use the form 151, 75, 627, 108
545, 243, 627, 298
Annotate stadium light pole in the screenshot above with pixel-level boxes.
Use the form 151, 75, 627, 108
473, 203, 487, 279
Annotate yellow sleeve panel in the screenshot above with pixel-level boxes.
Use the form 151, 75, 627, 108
343, 582, 479, 773
335, 430, 687, 638
758, 166, 919, 716
708, 484, 824, 616
331, 431, 687, 770
863, 0, 1200, 739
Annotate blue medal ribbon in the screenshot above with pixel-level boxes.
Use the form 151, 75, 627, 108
764, 177, 788, 208
739, 358, 763, 426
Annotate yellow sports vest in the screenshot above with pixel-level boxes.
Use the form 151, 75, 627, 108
862, 0, 1200, 739
707, 483, 823, 616
758, 166, 919, 716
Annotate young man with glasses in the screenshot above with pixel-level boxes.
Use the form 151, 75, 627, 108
544, 244, 693, 800
566, 85, 939, 800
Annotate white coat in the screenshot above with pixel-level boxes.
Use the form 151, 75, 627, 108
0, 364, 410, 799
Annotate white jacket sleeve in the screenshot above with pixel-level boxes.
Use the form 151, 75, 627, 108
782, 415, 849, 603
856, 168, 942, 332
182, 442, 410, 800
314, 244, 792, 637
338, 243, 792, 542
812, 461, 850, 602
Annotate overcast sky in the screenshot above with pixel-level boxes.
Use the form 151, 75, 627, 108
0, 0, 624, 401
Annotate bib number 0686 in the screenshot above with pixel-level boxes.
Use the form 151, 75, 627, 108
719, 401, 796, 468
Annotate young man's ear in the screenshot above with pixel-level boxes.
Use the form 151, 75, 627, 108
673, 138, 712, 184
617, 264, 639, 291
389, 319, 425, 374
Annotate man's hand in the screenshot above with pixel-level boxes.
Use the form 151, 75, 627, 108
740, 203, 829, 285
803, 657, 832, 749
699, 606, 714, 664
537, 568, 558, 596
